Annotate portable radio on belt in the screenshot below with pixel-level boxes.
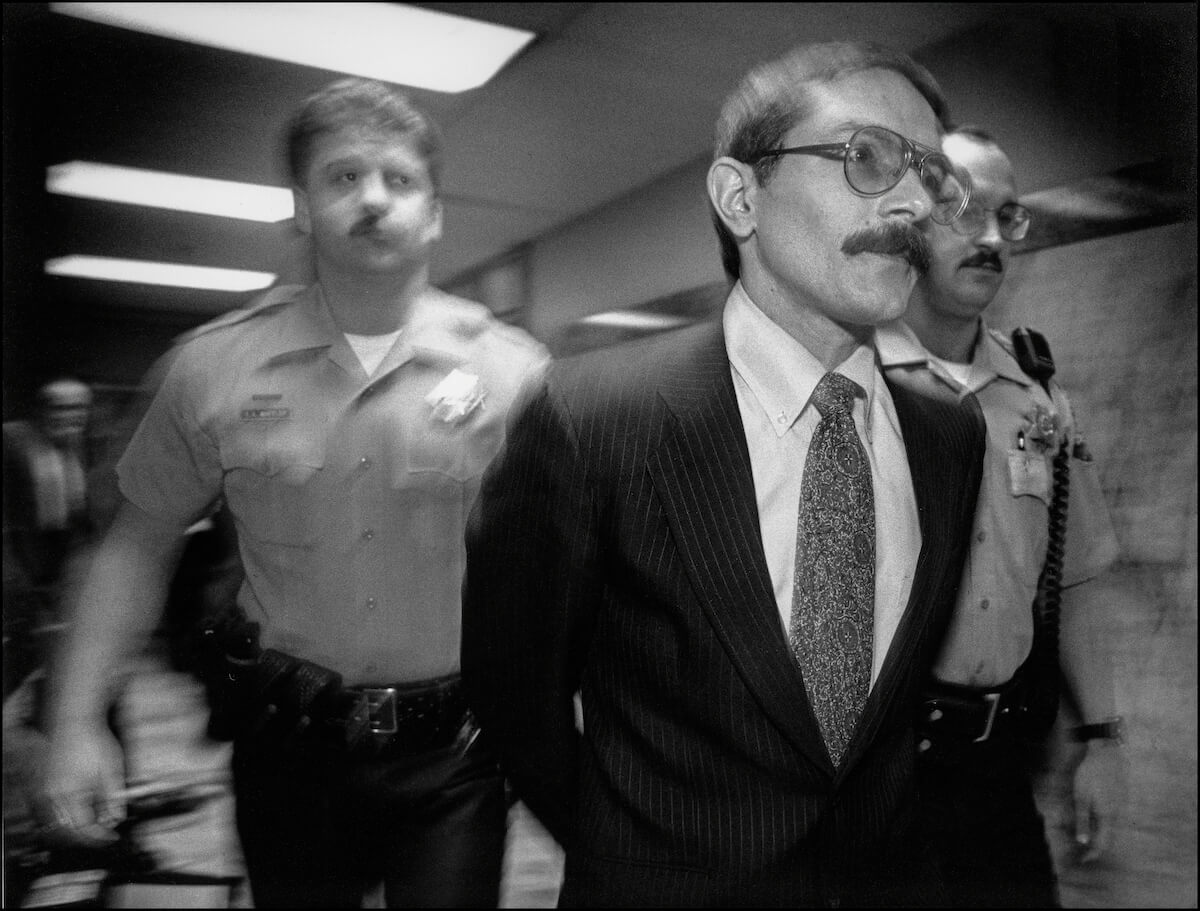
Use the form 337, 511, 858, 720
1012, 327, 1070, 741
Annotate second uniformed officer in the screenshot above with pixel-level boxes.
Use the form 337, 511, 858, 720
36, 78, 548, 908
877, 125, 1126, 907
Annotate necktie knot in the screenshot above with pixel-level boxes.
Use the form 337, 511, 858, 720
811, 372, 861, 419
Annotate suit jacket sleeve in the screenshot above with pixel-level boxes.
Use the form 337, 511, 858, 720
463, 377, 598, 846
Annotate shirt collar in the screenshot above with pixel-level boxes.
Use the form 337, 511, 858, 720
724, 281, 879, 441
256, 283, 473, 371
877, 317, 1033, 393
975, 323, 1035, 388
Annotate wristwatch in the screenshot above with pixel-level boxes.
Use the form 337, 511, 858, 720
1071, 716, 1125, 744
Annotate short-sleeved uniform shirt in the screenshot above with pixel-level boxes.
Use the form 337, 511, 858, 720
118, 284, 549, 685
877, 320, 1119, 686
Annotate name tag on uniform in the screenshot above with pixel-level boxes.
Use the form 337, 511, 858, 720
1007, 449, 1050, 500
241, 407, 291, 421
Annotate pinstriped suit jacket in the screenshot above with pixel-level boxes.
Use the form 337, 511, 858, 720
463, 319, 985, 907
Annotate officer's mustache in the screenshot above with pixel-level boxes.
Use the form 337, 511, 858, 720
961, 250, 1003, 272
841, 222, 931, 274
350, 215, 385, 235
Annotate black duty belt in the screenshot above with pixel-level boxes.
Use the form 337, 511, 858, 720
916, 677, 1026, 763
322, 673, 472, 757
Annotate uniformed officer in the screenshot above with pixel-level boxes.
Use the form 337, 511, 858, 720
36, 78, 549, 908
877, 125, 1127, 907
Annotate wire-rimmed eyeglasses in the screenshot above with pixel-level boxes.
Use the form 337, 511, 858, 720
950, 200, 1032, 241
748, 124, 972, 226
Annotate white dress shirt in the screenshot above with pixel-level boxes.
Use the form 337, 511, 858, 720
723, 282, 922, 686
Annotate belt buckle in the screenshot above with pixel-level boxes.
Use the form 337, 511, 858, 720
358, 687, 398, 736
973, 691, 1002, 743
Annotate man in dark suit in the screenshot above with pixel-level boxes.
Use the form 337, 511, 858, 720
463, 41, 986, 907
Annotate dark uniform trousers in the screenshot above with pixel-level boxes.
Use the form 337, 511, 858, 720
232, 735, 507, 908
917, 732, 1059, 908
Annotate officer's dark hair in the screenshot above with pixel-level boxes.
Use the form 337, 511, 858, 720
285, 78, 445, 194
711, 41, 951, 281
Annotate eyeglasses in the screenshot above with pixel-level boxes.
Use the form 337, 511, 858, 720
950, 200, 1032, 241
749, 124, 972, 226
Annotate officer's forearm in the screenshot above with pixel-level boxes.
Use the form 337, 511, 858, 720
46, 500, 187, 734
1058, 580, 1117, 725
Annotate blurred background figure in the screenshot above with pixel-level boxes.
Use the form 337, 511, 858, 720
3, 377, 97, 905
3, 377, 94, 700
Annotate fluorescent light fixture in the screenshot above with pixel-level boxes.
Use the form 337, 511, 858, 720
47, 161, 294, 223
46, 255, 277, 292
51, 2, 536, 93
580, 311, 694, 331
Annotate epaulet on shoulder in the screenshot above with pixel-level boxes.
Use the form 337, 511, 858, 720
988, 326, 1018, 356
428, 290, 492, 337
430, 290, 543, 355
176, 283, 305, 344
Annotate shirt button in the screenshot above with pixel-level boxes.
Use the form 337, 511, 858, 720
362, 528, 375, 541
777, 414, 788, 425
980, 598, 990, 611
362, 386, 374, 398
365, 598, 377, 610
359, 456, 372, 470
928, 708, 943, 722
917, 738, 932, 752
977, 530, 986, 543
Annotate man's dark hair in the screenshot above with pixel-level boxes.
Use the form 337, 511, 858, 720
711, 41, 952, 281
285, 78, 445, 193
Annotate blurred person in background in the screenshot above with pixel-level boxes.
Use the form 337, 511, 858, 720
877, 125, 1127, 907
3, 377, 96, 904
36, 77, 548, 908
463, 41, 984, 907
3, 377, 94, 699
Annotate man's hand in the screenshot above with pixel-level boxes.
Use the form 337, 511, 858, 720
1072, 739, 1129, 863
36, 725, 127, 848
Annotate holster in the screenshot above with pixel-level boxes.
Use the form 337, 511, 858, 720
195, 605, 261, 740
194, 606, 342, 743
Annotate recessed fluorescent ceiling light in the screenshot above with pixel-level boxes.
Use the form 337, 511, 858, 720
47, 162, 294, 222
51, 2, 536, 93
580, 311, 694, 331
46, 256, 277, 292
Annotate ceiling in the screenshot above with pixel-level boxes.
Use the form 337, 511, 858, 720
4, 2, 1010, 315
2, 2, 1195, 334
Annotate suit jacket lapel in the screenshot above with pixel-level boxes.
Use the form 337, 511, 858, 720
647, 323, 834, 774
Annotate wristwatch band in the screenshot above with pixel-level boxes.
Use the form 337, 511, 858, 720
1071, 716, 1125, 744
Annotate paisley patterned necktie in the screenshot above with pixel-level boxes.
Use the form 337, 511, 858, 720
790, 372, 875, 766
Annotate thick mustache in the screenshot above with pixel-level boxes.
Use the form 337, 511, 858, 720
962, 251, 1003, 271
350, 216, 384, 235
841, 222, 931, 274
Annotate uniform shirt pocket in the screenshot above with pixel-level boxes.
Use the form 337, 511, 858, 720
1006, 448, 1052, 504
220, 423, 327, 545
397, 418, 502, 486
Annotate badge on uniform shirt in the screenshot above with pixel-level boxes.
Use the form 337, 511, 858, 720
1018, 404, 1060, 454
426, 369, 485, 424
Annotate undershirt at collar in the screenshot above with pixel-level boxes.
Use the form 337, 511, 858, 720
344, 328, 403, 376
